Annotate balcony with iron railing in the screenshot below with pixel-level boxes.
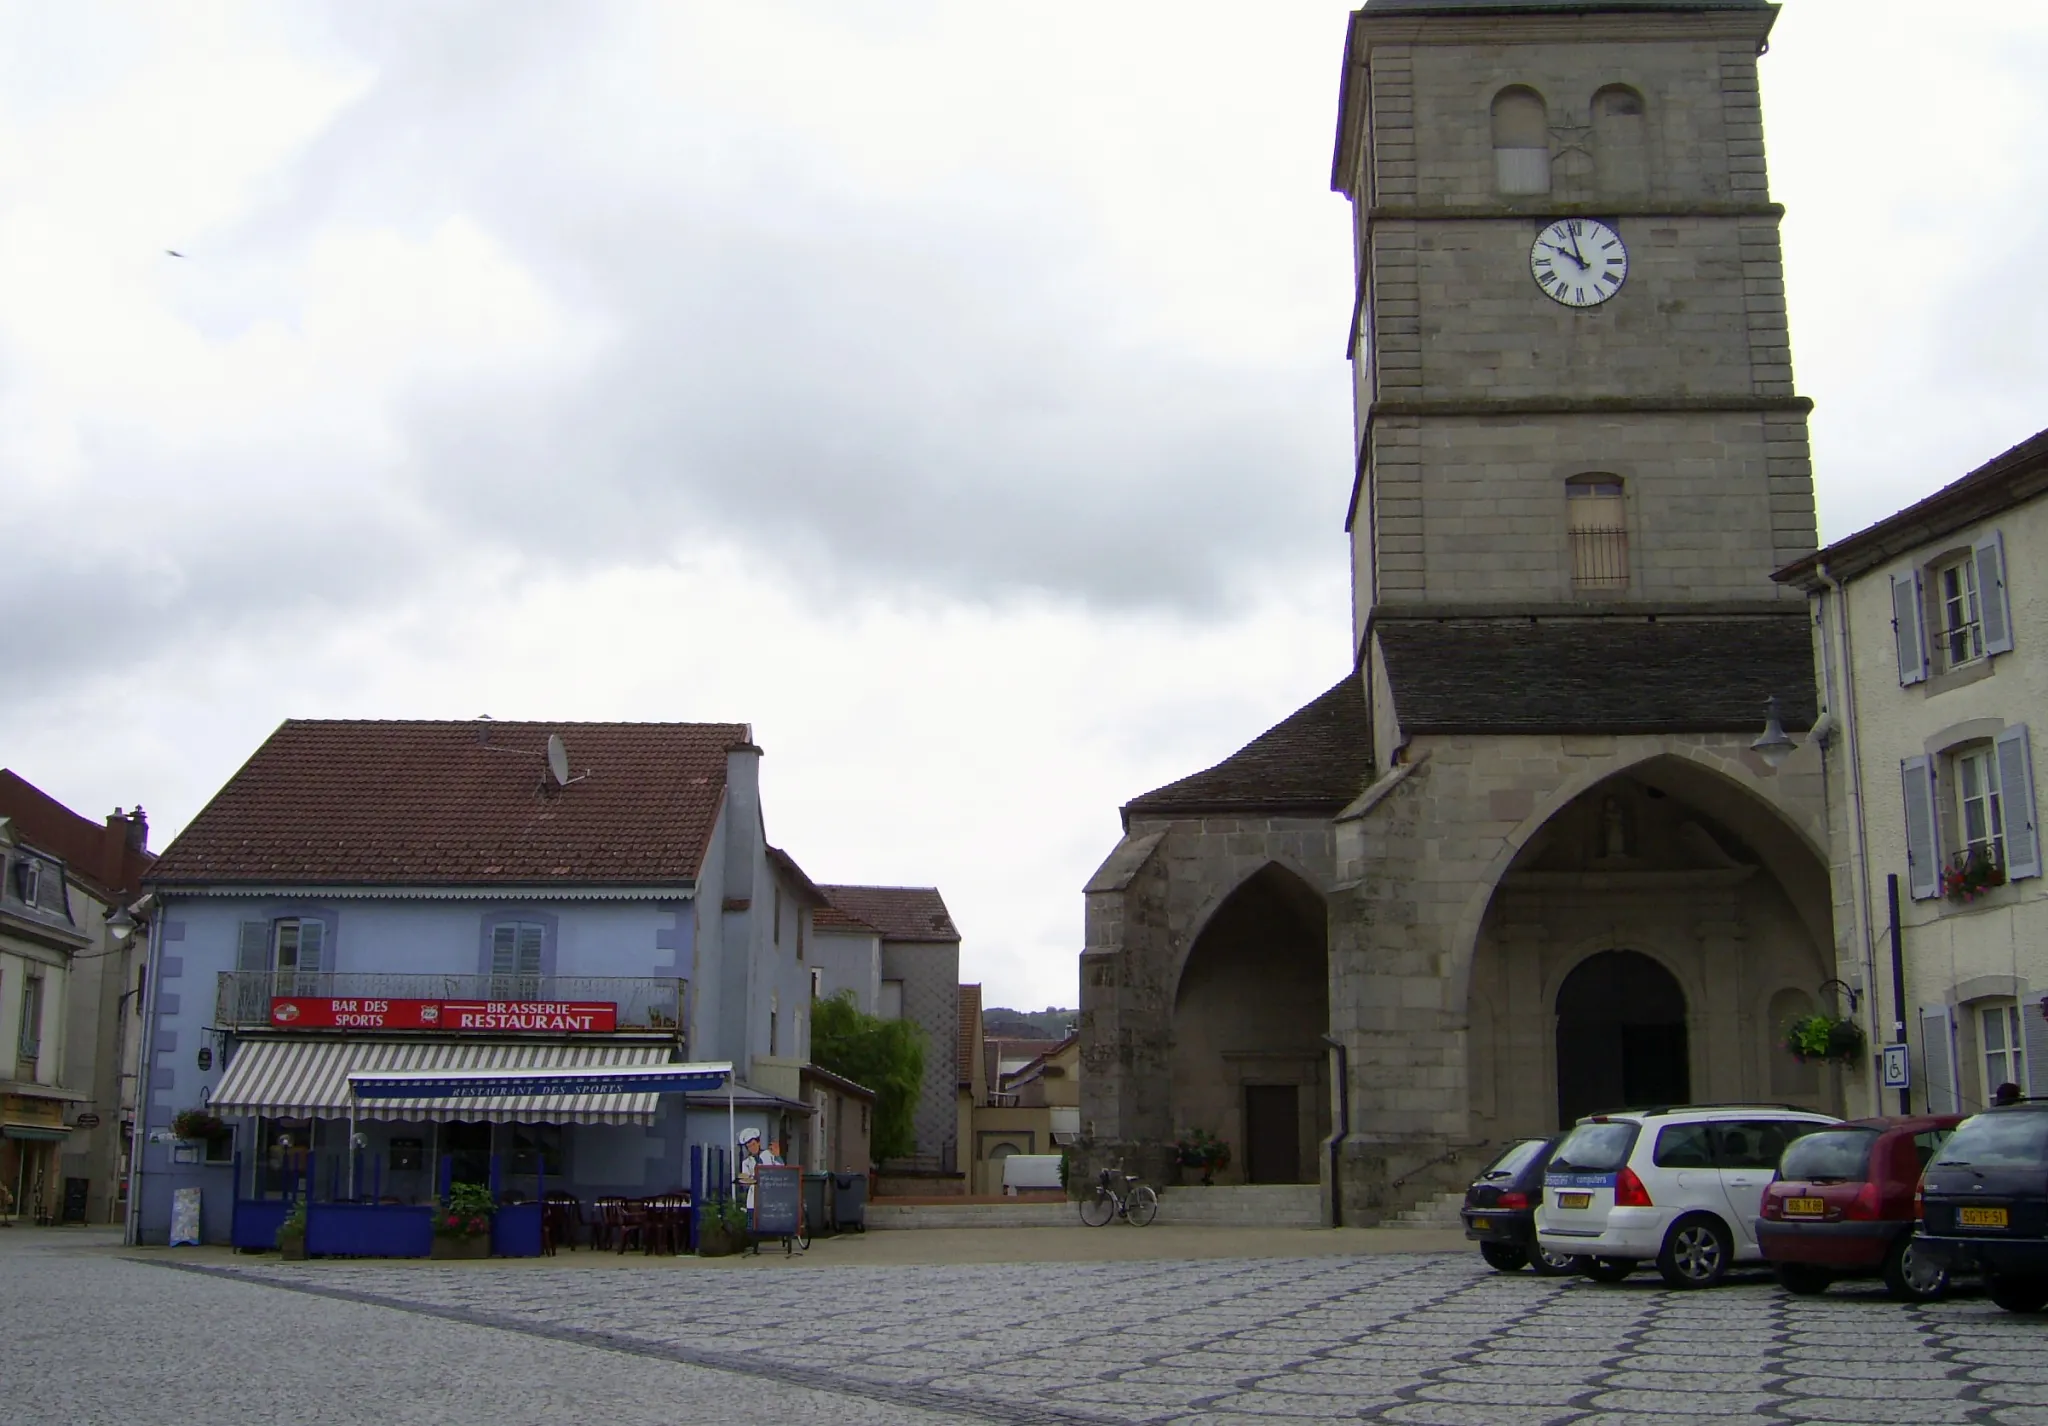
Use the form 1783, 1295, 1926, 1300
214, 972, 687, 1039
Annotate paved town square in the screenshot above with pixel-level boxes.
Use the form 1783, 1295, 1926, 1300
6, 1227, 2043, 1426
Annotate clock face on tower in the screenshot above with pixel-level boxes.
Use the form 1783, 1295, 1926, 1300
1530, 218, 1628, 308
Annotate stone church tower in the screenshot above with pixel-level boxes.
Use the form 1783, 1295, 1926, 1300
1078, 0, 1840, 1222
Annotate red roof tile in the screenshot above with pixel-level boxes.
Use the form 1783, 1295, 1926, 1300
817, 885, 959, 942
0, 770, 155, 902
146, 720, 748, 886
810, 904, 876, 933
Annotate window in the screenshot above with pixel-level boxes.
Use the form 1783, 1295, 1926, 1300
13, 856, 39, 905
770, 989, 779, 1056
1653, 1123, 1714, 1168
1954, 744, 2005, 868
490, 921, 543, 999
809, 967, 823, 1001
201, 1120, 236, 1165
773, 889, 782, 945
1981, 1001, 2025, 1103
1893, 532, 2013, 686
796, 910, 805, 962
17, 973, 44, 1071
511, 1124, 563, 1177
1491, 87, 1551, 195
1935, 555, 1983, 670
1567, 476, 1628, 590
1910, 1128, 1953, 1171
1591, 85, 1648, 193
272, 918, 326, 996
1714, 1119, 1819, 1170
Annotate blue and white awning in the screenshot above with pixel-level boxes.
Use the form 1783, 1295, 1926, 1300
211, 1040, 726, 1125
349, 1063, 732, 1101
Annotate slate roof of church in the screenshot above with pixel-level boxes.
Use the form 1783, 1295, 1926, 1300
1375, 613, 1817, 735
147, 719, 747, 886
815, 885, 959, 943
1122, 678, 1376, 825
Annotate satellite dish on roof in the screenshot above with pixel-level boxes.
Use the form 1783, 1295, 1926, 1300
547, 733, 571, 787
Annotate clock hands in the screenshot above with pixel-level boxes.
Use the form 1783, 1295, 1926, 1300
1543, 241, 1588, 270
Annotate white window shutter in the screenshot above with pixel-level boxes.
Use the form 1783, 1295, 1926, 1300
1918, 1004, 1958, 1113
2024, 994, 2048, 1100
297, 920, 325, 974
1892, 571, 1929, 684
1901, 756, 1941, 900
1975, 530, 2013, 656
1996, 724, 2040, 880
491, 924, 517, 976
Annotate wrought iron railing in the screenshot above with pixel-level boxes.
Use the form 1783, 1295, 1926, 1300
214, 972, 687, 1037
1569, 527, 1630, 590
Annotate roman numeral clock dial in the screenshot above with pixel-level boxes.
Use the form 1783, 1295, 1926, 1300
1530, 217, 1627, 308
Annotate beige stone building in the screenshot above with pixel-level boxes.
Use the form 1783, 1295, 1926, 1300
1777, 430, 2048, 1118
1079, 0, 1840, 1223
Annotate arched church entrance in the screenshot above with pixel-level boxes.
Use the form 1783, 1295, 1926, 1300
1464, 756, 1835, 1147
1170, 864, 1328, 1185
1555, 950, 1689, 1127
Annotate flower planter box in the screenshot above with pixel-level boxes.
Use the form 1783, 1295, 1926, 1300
277, 1231, 307, 1261
431, 1234, 492, 1259
697, 1228, 740, 1258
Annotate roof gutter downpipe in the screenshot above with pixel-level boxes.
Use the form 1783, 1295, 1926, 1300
1817, 562, 1883, 1117
1320, 1033, 1349, 1228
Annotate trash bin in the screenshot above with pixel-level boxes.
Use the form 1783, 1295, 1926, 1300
802, 1172, 831, 1238
831, 1172, 867, 1232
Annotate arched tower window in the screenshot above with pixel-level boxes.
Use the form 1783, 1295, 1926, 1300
1491, 87, 1552, 195
1592, 85, 1648, 194
1567, 474, 1628, 590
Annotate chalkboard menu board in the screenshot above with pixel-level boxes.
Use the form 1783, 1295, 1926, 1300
751, 1164, 802, 1238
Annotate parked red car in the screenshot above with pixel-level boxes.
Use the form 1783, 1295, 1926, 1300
1757, 1114, 1963, 1300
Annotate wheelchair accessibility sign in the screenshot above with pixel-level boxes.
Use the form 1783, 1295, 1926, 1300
1881, 1043, 1911, 1090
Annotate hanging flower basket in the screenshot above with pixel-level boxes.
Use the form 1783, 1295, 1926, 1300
1175, 1130, 1231, 1186
1785, 1014, 1864, 1065
1942, 849, 2006, 903
172, 1109, 225, 1142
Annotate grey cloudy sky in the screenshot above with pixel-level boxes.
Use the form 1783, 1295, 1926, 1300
2, 1, 2043, 1009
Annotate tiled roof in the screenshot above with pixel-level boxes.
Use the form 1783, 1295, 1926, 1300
1377, 614, 1817, 735
147, 720, 748, 886
957, 984, 981, 1089
1775, 426, 2048, 589
810, 904, 877, 934
0, 770, 155, 902
816, 885, 959, 943
1123, 678, 1375, 824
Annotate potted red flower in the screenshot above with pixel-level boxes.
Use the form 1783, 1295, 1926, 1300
430, 1182, 495, 1259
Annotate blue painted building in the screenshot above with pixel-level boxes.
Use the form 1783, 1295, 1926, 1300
129, 718, 833, 1245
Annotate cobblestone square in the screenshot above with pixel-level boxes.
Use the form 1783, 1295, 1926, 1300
6, 1228, 2043, 1424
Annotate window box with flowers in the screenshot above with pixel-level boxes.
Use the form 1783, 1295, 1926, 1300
430, 1181, 496, 1259
1942, 848, 2007, 904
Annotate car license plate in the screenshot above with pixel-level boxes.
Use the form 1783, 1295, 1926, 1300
1470, 1217, 1492, 1231
1785, 1196, 1826, 1217
1558, 1192, 1592, 1210
1959, 1206, 2009, 1229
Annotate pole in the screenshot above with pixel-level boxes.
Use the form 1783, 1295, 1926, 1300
1320, 1033, 1349, 1229
1887, 873, 1910, 1115
349, 1100, 359, 1201
727, 1074, 737, 1198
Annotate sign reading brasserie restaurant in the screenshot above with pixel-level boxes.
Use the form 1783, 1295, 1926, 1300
269, 998, 618, 1032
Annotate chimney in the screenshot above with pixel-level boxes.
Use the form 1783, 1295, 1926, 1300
108, 806, 149, 853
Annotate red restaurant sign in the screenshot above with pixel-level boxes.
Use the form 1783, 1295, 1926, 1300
269, 998, 618, 1033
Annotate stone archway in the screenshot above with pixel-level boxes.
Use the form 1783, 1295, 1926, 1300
1465, 758, 1834, 1147
1170, 864, 1328, 1185
1555, 950, 1690, 1127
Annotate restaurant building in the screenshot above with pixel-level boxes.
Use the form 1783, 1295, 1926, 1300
130, 718, 829, 1245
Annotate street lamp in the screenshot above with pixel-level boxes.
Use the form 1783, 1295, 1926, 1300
107, 906, 138, 942
1751, 695, 1796, 769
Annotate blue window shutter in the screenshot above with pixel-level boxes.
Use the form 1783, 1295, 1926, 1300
1975, 531, 2013, 656
2024, 994, 2048, 1099
237, 921, 271, 972
1996, 724, 2039, 880
1901, 756, 1941, 900
491, 923, 517, 976
1918, 1004, 1958, 1114
1892, 571, 1929, 685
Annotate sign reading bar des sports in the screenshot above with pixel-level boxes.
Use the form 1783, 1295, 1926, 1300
269, 998, 617, 1033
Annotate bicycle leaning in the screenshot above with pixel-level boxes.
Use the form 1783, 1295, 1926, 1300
1078, 1160, 1157, 1227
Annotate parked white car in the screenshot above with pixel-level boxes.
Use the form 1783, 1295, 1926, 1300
1535, 1105, 1839, 1288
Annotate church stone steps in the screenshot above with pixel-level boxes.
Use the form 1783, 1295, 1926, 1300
1382, 1191, 1468, 1230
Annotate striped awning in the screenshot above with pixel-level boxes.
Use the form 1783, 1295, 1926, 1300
210, 1039, 676, 1125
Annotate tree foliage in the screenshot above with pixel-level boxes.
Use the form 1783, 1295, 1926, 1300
810, 991, 926, 1163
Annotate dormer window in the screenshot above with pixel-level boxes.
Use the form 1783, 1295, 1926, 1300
13, 856, 38, 905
